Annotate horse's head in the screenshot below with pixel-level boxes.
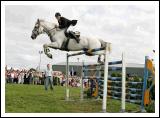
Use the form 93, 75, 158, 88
31, 19, 44, 40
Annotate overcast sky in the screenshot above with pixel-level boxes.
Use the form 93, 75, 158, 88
5, 5, 155, 70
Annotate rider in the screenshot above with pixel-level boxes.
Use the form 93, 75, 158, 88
55, 12, 80, 43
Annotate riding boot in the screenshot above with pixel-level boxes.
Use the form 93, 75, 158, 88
70, 31, 80, 43
74, 36, 80, 43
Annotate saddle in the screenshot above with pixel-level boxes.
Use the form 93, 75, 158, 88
65, 31, 80, 39
61, 31, 80, 51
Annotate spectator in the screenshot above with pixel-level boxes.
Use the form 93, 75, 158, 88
84, 79, 88, 88
41, 72, 45, 85
18, 71, 24, 84
5, 70, 7, 83
61, 76, 65, 86
33, 72, 39, 85
24, 72, 27, 84
6, 70, 10, 83
38, 72, 43, 85
21, 71, 25, 84
10, 70, 14, 83
14, 70, 18, 84
28, 71, 33, 84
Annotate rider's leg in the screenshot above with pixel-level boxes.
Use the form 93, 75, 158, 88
64, 28, 69, 37
69, 32, 80, 43
67, 26, 80, 43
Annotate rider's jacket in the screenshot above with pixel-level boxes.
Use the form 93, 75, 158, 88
58, 17, 77, 29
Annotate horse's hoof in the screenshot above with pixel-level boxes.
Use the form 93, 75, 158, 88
47, 54, 52, 59
46, 48, 50, 53
49, 55, 52, 59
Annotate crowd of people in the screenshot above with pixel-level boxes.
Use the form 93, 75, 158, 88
5, 66, 83, 88
68, 76, 81, 87
5, 67, 45, 85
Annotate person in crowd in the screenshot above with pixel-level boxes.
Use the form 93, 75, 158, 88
18, 71, 21, 84
24, 72, 27, 84
33, 71, 38, 85
41, 72, 45, 85
5, 70, 7, 83
21, 71, 25, 84
18, 71, 24, 84
14, 70, 18, 84
28, 71, 33, 84
38, 72, 43, 85
10, 70, 15, 83
84, 79, 88, 88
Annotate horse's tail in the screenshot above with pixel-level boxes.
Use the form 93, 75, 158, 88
99, 39, 112, 53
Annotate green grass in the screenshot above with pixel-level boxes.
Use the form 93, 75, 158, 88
5, 84, 141, 113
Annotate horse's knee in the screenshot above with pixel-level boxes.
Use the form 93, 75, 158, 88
43, 44, 48, 54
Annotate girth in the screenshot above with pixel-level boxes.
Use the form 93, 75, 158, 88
60, 38, 70, 51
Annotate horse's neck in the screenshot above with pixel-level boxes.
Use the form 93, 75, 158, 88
53, 29, 66, 41
41, 21, 65, 35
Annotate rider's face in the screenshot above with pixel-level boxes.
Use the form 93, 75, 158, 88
47, 64, 50, 69
56, 16, 60, 20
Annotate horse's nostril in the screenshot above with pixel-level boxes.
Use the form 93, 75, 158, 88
31, 35, 35, 39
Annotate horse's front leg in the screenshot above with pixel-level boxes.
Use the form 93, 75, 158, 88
43, 42, 60, 59
43, 44, 51, 58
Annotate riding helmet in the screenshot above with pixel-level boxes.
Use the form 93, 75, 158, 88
55, 12, 61, 17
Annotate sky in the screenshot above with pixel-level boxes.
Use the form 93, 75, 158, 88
5, 4, 155, 70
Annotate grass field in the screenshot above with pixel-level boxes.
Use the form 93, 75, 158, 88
5, 84, 141, 113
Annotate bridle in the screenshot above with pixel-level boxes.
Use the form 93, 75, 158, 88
32, 21, 59, 39
43, 27, 57, 37
32, 25, 40, 36
48, 27, 57, 32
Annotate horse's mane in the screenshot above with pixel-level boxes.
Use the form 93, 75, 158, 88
38, 19, 66, 33
39, 19, 45, 22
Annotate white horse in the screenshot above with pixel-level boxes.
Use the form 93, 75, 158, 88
31, 19, 111, 62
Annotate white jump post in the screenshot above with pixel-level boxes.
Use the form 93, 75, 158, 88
102, 44, 109, 112
121, 53, 126, 112
66, 53, 69, 101
102, 52, 126, 112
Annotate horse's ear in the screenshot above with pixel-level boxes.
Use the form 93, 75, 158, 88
37, 18, 39, 23
37, 19, 40, 24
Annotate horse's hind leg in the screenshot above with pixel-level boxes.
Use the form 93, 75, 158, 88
97, 55, 104, 64
91, 51, 104, 64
